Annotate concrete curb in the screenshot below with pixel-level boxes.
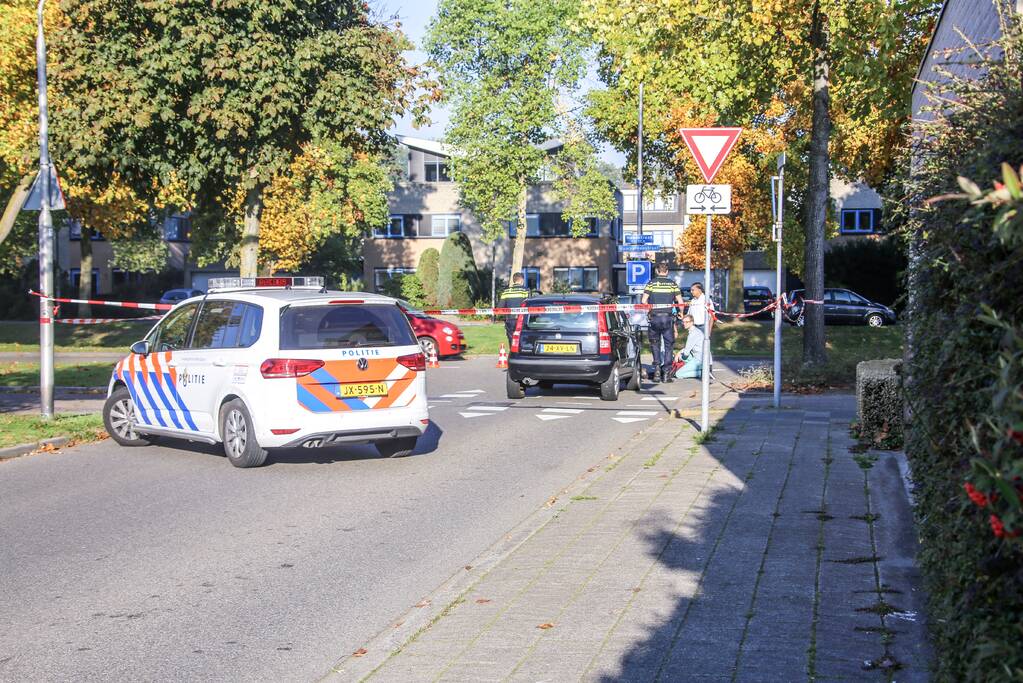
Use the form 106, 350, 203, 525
0, 436, 69, 461
322, 417, 687, 682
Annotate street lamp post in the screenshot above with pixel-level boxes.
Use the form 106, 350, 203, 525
36, 0, 55, 419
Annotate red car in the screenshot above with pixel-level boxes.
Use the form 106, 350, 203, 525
397, 300, 467, 359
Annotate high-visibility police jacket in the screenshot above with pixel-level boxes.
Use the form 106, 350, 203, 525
643, 277, 682, 316
499, 285, 530, 309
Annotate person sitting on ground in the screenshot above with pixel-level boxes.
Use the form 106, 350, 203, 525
673, 314, 704, 379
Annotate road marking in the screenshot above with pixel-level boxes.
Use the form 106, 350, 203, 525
442, 393, 478, 399
428, 399, 452, 403
642, 396, 678, 402
463, 389, 486, 394
536, 414, 570, 421
613, 417, 649, 424
572, 396, 601, 400
459, 412, 493, 418
556, 402, 594, 407
542, 408, 584, 414
616, 410, 658, 416
468, 405, 508, 412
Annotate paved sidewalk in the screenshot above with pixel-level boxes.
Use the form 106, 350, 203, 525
330, 393, 930, 682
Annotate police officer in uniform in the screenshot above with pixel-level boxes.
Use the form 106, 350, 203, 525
642, 263, 685, 383
499, 272, 531, 341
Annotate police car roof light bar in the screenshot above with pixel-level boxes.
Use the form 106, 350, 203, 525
208, 276, 325, 292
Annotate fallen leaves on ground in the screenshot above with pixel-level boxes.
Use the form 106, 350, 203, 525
536, 623, 554, 630
414, 599, 431, 608
352, 648, 367, 657
475, 598, 492, 604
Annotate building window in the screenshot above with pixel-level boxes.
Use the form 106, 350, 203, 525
374, 215, 411, 238
67, 219, 105, 241
374, 267, 415, 295
643, 195, 676, 212
429, 214, 461, 237
68, 268, 100, 295
553, 267, 599, 292
522, 267, 541, 292
840, 209, 877, 234
424, 158, 451, 182
164, 215, 191, 242
509, 214, 596, 238
623, 193, 637, 212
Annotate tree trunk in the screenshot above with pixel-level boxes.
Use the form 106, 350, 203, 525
803, 1, 830, 367
510, 180, 528, 279
0, 174, 33, 246
728, 253, 744, 312
239, 184, 264, 278
79, 226, 94, 317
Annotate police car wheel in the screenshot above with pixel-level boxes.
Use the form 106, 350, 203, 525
600, 364, 621, 401
219, 399, 268, 468
376, 437, 417, 458
506, 374, 525, 399
103, 386, 150, 447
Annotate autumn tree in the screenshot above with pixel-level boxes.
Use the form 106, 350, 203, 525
580, 0, 938, 364
51, 0, 430, 277
0, 1, 173, 312
425, 0, 615, 276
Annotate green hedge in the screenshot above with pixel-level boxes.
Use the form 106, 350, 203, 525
899, 20, 1023, 681
855, 359, 903, 448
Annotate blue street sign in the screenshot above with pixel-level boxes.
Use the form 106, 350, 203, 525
620, 244, 657, 252
625, 233, 654, 244
626, 260, 652, 287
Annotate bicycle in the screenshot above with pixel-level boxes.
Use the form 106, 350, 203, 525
693, 186, 722, 204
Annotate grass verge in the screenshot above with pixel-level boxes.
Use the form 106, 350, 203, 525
0, 320, 149, 352
0, 361, 114, 387
0, 413, 107, 449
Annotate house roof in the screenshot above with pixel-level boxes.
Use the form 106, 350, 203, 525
395, 135, 564, 158
743, 250, 774, 271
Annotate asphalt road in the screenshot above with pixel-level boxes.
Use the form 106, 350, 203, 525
0, 358, 747, 682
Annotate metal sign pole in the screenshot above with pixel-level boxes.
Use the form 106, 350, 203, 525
701, 213, 711, 432
637, 82, 644, 238
773, 154, 786, 409
36, 0, 54, 419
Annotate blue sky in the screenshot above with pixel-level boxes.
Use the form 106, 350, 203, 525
380, 0, 626, 166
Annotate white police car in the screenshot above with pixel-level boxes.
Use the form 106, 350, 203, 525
102, 277, 429, 467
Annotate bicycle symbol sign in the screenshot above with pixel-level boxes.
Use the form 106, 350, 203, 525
685, 184, 732, 215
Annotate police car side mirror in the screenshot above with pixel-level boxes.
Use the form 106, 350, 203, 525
130, 340, 151, 356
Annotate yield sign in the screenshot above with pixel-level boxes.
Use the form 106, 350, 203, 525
680, 127, 742, 183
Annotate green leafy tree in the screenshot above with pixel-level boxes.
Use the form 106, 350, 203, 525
51, 0, 431, 277
437, 232, 478, 308
425, 0, 614, 275
400, 273, 428, 309
417, 247, 441, 306
580, 0, 938, 365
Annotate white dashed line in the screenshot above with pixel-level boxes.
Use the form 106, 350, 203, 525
468, 406, 509, 412
571, 396, 602, 400
616, 411, 658, 416
642, 396, 678, 402
459, 412, 493, 419
442, 394, 479, 399
542, 408, 584, 414
613, 417, 649, 424
535, 414, 570, 421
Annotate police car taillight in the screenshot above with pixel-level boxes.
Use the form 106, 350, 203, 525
510, 314, 524, 353
597, 313, 612, 354
260, 358, 325, 378
397, 352, 426, 372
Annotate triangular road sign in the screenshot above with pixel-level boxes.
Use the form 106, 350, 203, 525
680, 128, 742, 183
24, 162, 66, 211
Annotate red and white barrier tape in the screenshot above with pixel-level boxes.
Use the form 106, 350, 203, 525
29, 289, 173, 311
28, 290, 825, 323
54, 315, 162, 325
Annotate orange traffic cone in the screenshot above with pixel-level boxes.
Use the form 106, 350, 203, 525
496, 343, 508, 369
428, 347, 440, 369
